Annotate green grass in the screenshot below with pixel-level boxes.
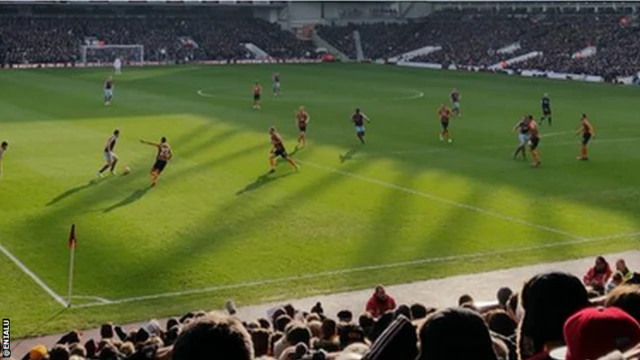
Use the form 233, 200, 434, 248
1, 64, 639, 338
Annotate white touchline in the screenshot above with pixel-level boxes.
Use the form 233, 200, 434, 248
299, 160, 581, 239
0, 242, 67, 307
72, 230, 640, 309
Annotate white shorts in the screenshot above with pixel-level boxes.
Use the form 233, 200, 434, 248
355, 125, 365, 133
104, 151, 118, 162
453, 102, 460, 110
104, 89, 113, 98
518, 134, 529, 144
273, 82, 280, 91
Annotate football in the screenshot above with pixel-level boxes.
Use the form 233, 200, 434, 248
123, 166, 131, 175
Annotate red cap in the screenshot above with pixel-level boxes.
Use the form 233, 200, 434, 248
564, 307, 640, 360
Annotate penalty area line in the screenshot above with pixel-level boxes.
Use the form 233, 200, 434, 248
0, 242, 68, 307
298, 160, 581, 240
73, 230, 640, 309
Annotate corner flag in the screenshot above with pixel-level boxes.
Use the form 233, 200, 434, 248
67, 224, 77, 307
69, 224, 76, 250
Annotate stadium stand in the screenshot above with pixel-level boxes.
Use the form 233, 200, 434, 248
15, 256, 640, 360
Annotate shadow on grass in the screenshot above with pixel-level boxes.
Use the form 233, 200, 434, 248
236, 171, 296, 195
339, 145, 361, 163
46, 178, 105, 206
103, 187, 152, 213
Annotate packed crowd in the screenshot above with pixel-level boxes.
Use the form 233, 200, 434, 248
0, 13, 314, 65
318, 11, 640, 77
17, 256, 640, 360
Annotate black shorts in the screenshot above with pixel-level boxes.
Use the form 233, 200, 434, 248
582, 133, 592, 145
254, 93, 260, 101
441, 121, 449, 130
273, 147, 288, 158
543, 108, 551, 116
529, 137, 540, 150
299, 125, 307, 133
152, 159, 167, 173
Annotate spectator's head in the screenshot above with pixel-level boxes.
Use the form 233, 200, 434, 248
507, 292, 520, 320
418, 307, 497, 360
285, 321, 312, 347
370, 311, 395, 342
250, 328, 270, 357
321, 318, 337, 340
100, 323, 115, 339
594, 255, 609, 273
339, 324, 366, 349
394, 304, 411, 320
518, 272, 590, 358
283, 304, 296, 318
311, 302, 324, 315
270, 331, 284, 354
275, 314, 292, 332
612, 271, 625, 286
484, 309, 517, 337
28, 345, 48, 360
49, 344, 70, 360
308, 320, 322, 339
258, 318, 271, 329
119, 342, 134, 358
172, 312, 254, 360
373, 285, 389, 302
69, 343, 86, 358
497, 287, 513, 307
410, 303, 429, 320
166, 317, 179, 331
337, 310, 353, 323
458, 294, 474, 306
606, 284, 640, 323
617, 259, 630, 273
271, 308, 286, 325
552, 306, 640, 360
357, 312, 375, 337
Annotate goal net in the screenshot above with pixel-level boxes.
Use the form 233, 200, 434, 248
79, 45, 144, 66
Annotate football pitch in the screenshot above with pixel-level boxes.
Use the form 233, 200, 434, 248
1, 63, 639, 337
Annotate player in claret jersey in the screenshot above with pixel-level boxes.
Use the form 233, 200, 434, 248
438, 104, 453, 143
450, 88, 461, 117
252, 82, 262, 110
540, 93, 552, 126
273, 72, 281, 96
104, 76, 114, 105
97, 129, 120, 177
268, 126, 297, 173
576, 113, 595, 161
512, 116, 530, 160
296, 106, 310, 148
351, 108, 371, 144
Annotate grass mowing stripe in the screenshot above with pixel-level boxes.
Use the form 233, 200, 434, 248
298, 159, 582, 239
71, 230, 640, 309
0, 241, 67, 307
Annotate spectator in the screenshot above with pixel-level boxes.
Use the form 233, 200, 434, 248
418, 307, 497, 360
607, 272, 625, 294
250, 328, 270, 357
518, 272, 590, 360
48, 344, 70, 360
365, 285, 397, 318
497, 287, 514, 308
584, 256, 614, 294
617, 259, 634, 281
605, 285, 640, 324
484, 309, 518, 337
313, 319, 340, 352
458, 294, 474, 306
551, 307, 640, 360
28, 345, 48, 360
172, 312, 253, 360
410, 303, 429, 320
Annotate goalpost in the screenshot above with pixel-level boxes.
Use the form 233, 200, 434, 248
79, 45, 145, 66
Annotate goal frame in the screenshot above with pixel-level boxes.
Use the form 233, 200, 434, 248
79, 44, 145, 65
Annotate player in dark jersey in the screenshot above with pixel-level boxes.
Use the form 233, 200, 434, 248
268, 126, 297, 173
0, 141, 8, 180
296, 106, 310, 148
528, 116, 541, 167
511, 116, 530, 160
273, 72, 281, 96
140, 137, 173, 187
450, 88, 461, 116
438, 104, 453, 143
104, 76, 114, 105
252, 82, 262, 110
351, 108, 371, 144
540, 93, 552, 126
97, 129, 120, 177
576, 113, 595, 161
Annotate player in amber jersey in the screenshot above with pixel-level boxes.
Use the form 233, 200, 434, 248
528, 116, 541, 167
296, 106, 310, 148
252, 82, 262, 110
576, 114, 595, 161
140, 137, 173, 187
268, 126, 297, 173
438, 104, 453, 143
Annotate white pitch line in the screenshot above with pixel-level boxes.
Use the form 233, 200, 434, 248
0, 242, 67, 307
299, 160, 581, 239
71, 295, 112, 304
72, 230, 640, 309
